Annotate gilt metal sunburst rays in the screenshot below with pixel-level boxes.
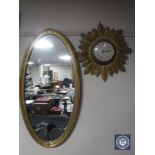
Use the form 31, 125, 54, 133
78, 23, 132, 81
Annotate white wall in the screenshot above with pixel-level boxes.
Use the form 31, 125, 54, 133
50, 65, 72, 81
19, 0, 134, 155
31, 65, 40, 86
28, 64, 72, 85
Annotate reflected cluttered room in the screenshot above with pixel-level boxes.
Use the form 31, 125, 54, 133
24, 35, 74, 141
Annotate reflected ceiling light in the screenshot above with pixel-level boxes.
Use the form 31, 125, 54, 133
34, 38, 54, 49
44, 64, 51, 67
59, 55, 71, 61
28, 61, 34, 65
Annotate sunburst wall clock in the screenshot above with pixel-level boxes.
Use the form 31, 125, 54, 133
78, 23, 132, 81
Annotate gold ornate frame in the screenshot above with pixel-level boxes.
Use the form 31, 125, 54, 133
19, 29, 81, 147
78, 23, 131, 81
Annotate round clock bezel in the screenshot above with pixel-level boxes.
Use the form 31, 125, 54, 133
90, 39, 116, 65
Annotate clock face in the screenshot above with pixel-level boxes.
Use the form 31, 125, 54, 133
92, 41, 115, 64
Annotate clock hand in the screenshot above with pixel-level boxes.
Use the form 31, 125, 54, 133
101, 50, 106, 53
101, 50, 109, 53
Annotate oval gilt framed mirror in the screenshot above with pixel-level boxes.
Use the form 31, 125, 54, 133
20, 29, 80, 147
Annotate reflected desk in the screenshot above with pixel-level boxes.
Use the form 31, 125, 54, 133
27, 94, 71, 115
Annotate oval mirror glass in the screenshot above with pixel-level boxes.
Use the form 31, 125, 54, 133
20, 29, 80, 147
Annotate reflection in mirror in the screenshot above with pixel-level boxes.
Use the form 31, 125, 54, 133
25, 35, 74, 141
